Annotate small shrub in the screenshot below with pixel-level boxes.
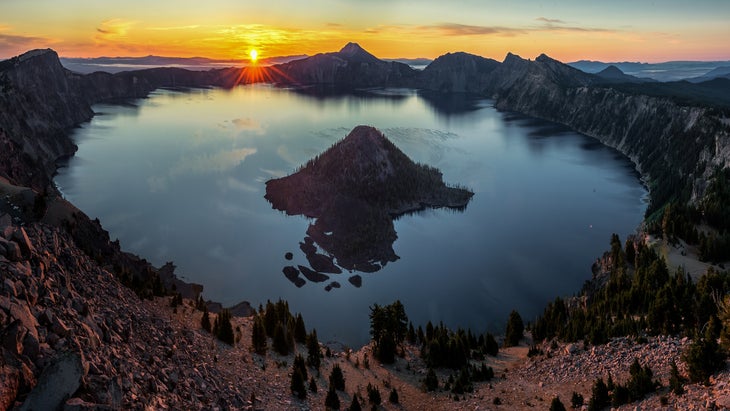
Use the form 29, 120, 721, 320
550, 396, 566, 411
389, 387, 399, 404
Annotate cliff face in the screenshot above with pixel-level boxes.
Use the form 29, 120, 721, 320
418, 52, 500, 93
0, 50, 245, 192
487, 54, 730, 213
0, 50, 92, 189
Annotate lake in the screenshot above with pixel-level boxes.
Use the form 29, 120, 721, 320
55, 84, 647, 346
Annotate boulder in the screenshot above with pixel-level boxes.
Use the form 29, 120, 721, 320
19, 351, 86, 411
9, 302, 39, 340
0, 363, 20, 411
0, 214, 12, 238
2, 321, 28, 355
4, 241, 22, 261
11, 227, 35, 257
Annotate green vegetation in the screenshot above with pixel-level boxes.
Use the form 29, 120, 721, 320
366, 383, 381, 406
212, 309, 234, 345
424, 368, 439, 391
329, 364, 346, 391
251, 314, 268, 355
570, 391, 584, 408
324, 387, 340, 410
388, 387, 399, 404
201, 305, 211, 333
306, 330, 322, 370
504, 310, 524, 347
550, 396, 566, 411
652, 168, 730, 263
369, 300, 408, 363
290, 354, 308, 399
532, 234, 730, 344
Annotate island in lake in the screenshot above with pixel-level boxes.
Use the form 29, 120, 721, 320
265, 125, 474, 289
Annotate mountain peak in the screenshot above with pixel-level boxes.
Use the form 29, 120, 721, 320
597, 65, 626, 77
503, 52, 527, 64
337, 42, 380, 63
535, 53, 558, 63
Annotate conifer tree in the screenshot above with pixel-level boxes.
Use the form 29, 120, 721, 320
325, 387, 340, 410
201, 305, 211, 332
251, 314, 268, 355
504, 310, 524, 347
329, 364, 346, 391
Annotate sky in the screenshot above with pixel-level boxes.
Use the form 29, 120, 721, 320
1, 0, 729, 62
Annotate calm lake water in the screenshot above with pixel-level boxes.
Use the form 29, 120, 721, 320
55, 85, 647, 346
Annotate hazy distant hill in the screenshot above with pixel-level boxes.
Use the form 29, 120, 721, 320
687, 66, 730, 83
569, 59, 730, 82
60, 54, 307, 74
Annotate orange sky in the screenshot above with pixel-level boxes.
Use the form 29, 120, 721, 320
1, 0, 729, 62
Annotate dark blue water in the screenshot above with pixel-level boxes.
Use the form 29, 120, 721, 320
55, 85, 647, 346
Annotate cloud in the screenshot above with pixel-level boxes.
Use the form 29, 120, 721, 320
94, 19, 137, 44
219, 176, 258, 192
169, 147, 257, 176
148, 25, 200, 31
536, 17, 566, 24
232, 117, 265, 133
0, 26, 55, 57
430, 23, 526, 36
148, 147, 257, 192
411, 20, 615, 38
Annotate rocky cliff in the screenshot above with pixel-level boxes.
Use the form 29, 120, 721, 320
485, 53, 730, 214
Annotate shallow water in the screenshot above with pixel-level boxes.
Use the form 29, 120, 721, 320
55, 85, 647, 346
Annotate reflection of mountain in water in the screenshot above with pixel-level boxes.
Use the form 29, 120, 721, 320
265, 125, 473, 290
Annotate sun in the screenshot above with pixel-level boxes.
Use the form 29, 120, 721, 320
249, 49, 258, 62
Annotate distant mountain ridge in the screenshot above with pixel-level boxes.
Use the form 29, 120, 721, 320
1, 43, 729, 220
569, 59, 730, 82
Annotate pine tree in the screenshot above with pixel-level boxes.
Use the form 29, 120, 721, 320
201, 306, 211, 332
309, 376, 317, 393
389, 387, 399, 404
588, 378, 609, 411
504, 310, 524, 347
366, 383, 381, 406
669, 360, 684, 395
273, 323, 289, 355
485, 333, 499, 356
550, 396, 566, 411
325, 387, 340, 410
424, 368, 438, 391
348, 394, 361, 411
329, 364, 345, 391
294, 313, 307, 344
215, 309, 235, 345
291, 368, 306, 399
293, 354, 308, 381
252, 314, 268, 355
306, 330, 322, 369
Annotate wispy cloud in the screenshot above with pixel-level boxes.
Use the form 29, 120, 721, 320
148, 25, 200, 31
421, 23, 526, 37
94, 19, 137, 44
148, 147, 257, 192
0, 25, 56, 56
536, 17, 566, 24
232, 117, 265, 134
